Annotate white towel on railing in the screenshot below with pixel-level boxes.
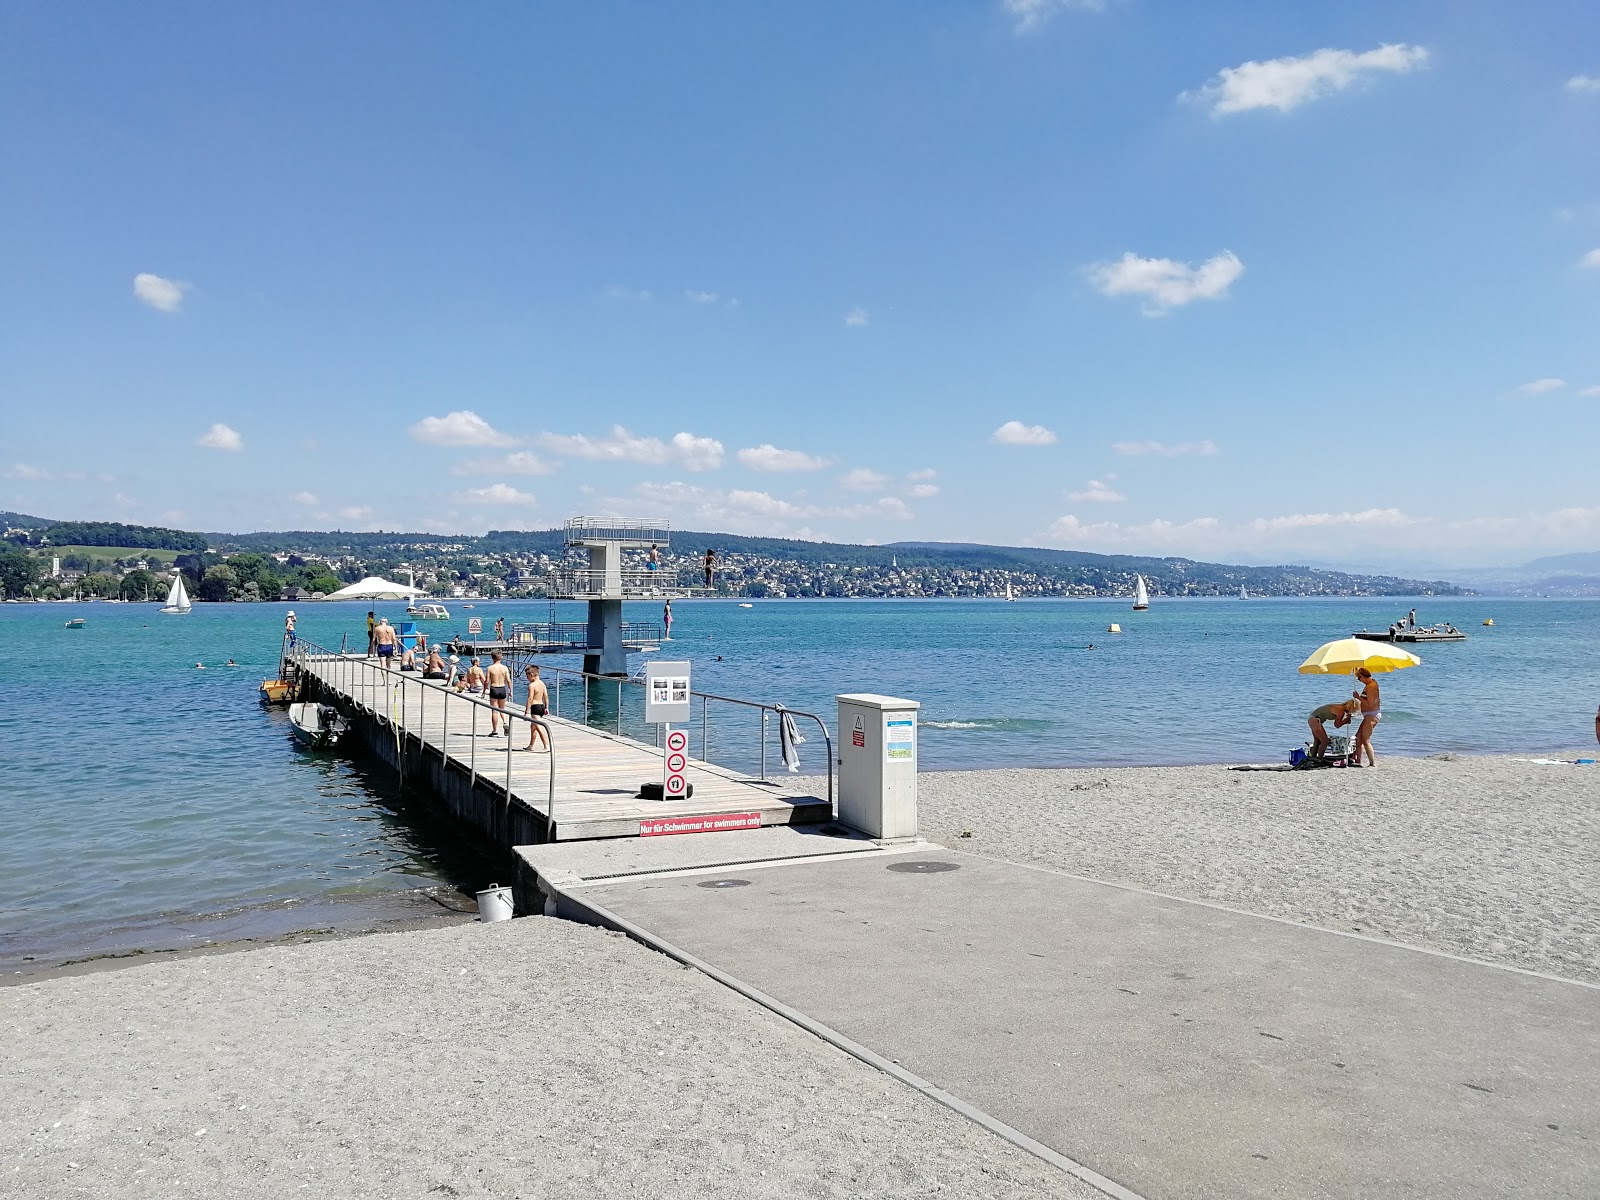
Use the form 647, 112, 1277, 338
776, 705, 805, 773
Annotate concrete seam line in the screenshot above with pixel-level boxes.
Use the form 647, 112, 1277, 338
954, 849, 1600, 991
556, 885, 1150, 1200
563, 841, 935, 887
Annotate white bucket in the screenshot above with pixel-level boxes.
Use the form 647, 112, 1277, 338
476, 884, 514, 923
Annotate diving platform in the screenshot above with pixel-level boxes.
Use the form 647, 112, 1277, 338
1353, 627, 1468, 643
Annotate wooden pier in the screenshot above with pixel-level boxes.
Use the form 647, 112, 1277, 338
294, 653, 831, 845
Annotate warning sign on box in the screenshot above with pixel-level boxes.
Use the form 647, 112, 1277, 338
639, 812, 762, 837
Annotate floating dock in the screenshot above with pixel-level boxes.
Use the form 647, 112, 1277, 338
1352, 628, 1467, 643
292, 652, 831, 849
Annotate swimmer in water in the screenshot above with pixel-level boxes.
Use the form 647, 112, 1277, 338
195, 662, 204, 669
226, 659, 237, 666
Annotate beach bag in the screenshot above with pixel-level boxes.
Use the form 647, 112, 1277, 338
1289, 747, 1307, 767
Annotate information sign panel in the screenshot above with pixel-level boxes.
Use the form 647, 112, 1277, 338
644, 661, 691, 725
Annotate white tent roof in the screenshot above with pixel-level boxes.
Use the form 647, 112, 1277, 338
320, 576, 426, 601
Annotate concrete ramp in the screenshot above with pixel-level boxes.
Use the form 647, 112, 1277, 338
549, 848, 1600, 1200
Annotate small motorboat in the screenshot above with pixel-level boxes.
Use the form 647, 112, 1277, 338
737, 602, 753, 608
407, 602, 450, 620
288, 702, 349, 749
64, 618, 86, 628
259, 678, 293, 705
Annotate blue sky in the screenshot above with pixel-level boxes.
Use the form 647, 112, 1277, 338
2, 0, 1596, 568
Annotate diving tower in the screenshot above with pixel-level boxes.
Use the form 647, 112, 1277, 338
553, 517, 698, 675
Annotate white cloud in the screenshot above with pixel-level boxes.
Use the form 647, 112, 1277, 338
461, 483, 536, 505
292, 491, 319, 506
737, 444, 834, 472
409, 410, 517, 448
536, 425, 724, 471
338, 505, 375, 521
1517, 378, 1567, 395
907, 468, 938, 481
1004, 0, 1104, 34
1067, 479, 1126, 503
1566, 75, 1600, 94
605, 285, 652, 302
1578, 249, 1600, 269
1088, 251, 1244, 315
630, 480, 914, 535
838, 467, 891, 492
685, 290, 719, 304
1187, 44, 1429, 116
196, 423, 243, 452
1112, 439, 1220, 458
909, 483, 941, 498
843, 307, 871, 327
133, 272, 188, 312
452, 451, 555, 476
5, 463, 51, 480
991, 420, 1058, 446
1579, 385, 1600, 397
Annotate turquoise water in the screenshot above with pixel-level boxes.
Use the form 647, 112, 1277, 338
2, 596, 1595, 967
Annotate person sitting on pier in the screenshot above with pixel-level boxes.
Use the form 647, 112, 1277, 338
521, 665, 550, 753
463, 657, 485, 694
372, 618, 399, 670
1308, 699, 1360, 758
399, 643, 417, 672
484, 651, 512, 737
422, 647, 448, 680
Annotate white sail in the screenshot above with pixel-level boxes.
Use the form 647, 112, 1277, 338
1005, 580, 1015, 602
1239, 585, 1249, 600
161, 573, 191, 614
1132, 574, 1149, 610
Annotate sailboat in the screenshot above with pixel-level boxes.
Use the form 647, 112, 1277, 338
1238, 585, 1249, 600
1004, 579, 1016, 602
160, 573, 192, 615
1131, 574, 1150, 611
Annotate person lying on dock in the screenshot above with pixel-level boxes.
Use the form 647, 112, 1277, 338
1308, 699, 1361, 757
521, 664, 550, 753
422, 647, 448, 680
485, 652, 512, 737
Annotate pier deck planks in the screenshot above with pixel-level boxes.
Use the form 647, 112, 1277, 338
297, 653, 829, 842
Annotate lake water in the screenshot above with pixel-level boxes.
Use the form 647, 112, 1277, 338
2, 595, 1594, 969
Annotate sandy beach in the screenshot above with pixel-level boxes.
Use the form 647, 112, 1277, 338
6, 751, 1596, 1198
919, 752, 1600, 983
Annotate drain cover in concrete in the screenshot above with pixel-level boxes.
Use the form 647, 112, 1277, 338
697, 878, 752, 889
886, 861, 960, 874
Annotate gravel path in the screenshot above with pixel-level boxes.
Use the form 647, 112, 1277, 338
917, 753, 1600, 983
2, 917, 1100, 1200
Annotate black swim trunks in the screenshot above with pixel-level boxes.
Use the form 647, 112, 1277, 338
529, 703, 547, 717
489, 686, 509, 700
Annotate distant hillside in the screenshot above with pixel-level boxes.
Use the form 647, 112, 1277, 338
1523, 550, 1600, 576
4, 517, 208, 552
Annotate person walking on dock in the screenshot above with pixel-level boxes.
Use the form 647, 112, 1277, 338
372, 617, 399, 670
522, 664, 550, 752
484, 651, 512, 737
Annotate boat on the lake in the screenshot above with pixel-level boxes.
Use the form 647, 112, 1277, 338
1238, 585, 1249, 600
1132, 575, 1150, 611
64, 618, 86, 629
288, 702, 348, 749
407, 602, 450, 620
159, 574, 191, 615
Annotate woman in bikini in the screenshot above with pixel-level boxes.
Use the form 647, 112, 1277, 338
1307, 699, 1360, 758
1352, 667, 1381, 767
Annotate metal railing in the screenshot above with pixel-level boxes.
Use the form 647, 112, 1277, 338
535, 663, 833, 809
564, 516, 671, 547
549, 568, 697, 598
281, 637, 560, 830
501, 621, 665, 650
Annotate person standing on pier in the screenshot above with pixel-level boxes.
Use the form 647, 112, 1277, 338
366, 611, 376, 656
284, 610, 296, 649
372, 618, 399, 670
484, 651, 512, 737
494, 616, 505, 643
522, 664, 550, 752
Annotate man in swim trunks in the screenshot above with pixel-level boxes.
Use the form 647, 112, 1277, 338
372, 617, 399, 670
484, 651, 512, 737
1352, 667, 1381, 766
522, 664, 550, 752
1308, 699, 1360, 758
422, 647, 448, 679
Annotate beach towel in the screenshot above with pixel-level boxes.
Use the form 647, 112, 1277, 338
776, 704, 805, 773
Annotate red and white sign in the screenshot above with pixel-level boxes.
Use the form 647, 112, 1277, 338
666, 730, 688, 752
639, 812, 762, 837
663, 729, 690, 800
851, 714, 866, 748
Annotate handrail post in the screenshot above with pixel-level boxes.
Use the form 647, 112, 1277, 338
760, 709, 768, 781
617, 679, 623, 735
470, 701, 478, 788
505, 709, 514, 810
702, 693, 709, 761
442, 683, 450, 749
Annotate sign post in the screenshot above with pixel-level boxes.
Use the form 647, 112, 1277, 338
644, 661, 692, 802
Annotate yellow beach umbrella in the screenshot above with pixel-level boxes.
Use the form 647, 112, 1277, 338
1298, 637, 1421, 676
